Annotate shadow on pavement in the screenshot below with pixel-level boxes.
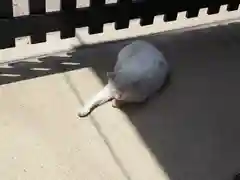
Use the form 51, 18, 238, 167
1, 21, 240, 180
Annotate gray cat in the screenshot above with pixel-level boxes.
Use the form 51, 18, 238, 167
78, 40, 169, 117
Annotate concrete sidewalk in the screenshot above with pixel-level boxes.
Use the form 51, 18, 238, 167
0, 71, 129, 180
0, 54, 168, 180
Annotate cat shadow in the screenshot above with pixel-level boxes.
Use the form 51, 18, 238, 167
76, 21, 240, 180
118, 22, 240, 180
74, 21, 240, 180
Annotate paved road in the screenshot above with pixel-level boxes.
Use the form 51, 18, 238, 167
1, 1, 240, 180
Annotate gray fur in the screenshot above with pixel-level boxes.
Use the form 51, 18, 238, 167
78, 40, 169, 117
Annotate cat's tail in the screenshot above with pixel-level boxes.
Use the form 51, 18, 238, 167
78, 83, 114, 117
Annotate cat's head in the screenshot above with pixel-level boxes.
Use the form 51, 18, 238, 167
107, 71, 138, 101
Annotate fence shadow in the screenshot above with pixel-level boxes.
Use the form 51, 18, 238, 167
0, 39, 121, 85
1, 21, 240, 180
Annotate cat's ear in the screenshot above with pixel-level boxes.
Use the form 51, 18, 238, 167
107, 72, 116, 80
114, 93, 122, 100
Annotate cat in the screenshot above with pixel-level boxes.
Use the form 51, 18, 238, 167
78, 40, 169, 117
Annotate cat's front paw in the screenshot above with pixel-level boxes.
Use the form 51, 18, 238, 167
112, 99, 118, 108
112, 99, 124, 108
78, 108, 91, 118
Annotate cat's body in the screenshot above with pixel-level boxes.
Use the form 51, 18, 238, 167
78, 40, 169, 117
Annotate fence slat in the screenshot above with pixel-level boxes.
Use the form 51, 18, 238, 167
29, 0, 46, 14
163, 12, 178, 22
29, 0, 46, 44
227, 2, 239, 11
61, 0, 76, 38
88, 0, 105, 34
186, 8, 200, 18
207, 4, 221, 14
0, 0, 15, 49
139, 0, 157, 26
0, 0, 13, 18
114, 0, 131, 30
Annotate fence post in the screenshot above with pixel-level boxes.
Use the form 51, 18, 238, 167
61, 0, 77, 39
88, 0, 105, 34
114, 0, 131, 30
29, 0, 46, 43
0, 0, 15, 48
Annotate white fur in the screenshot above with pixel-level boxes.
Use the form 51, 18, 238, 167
78, 40, 169, 117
